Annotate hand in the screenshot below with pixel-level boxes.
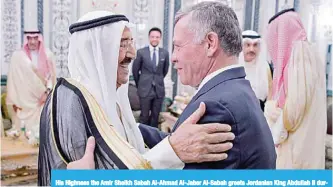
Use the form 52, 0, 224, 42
13, 105, 22, 113
169, 102, 235, 163
264, 100, 282, 125
67, 137, 96, 169
38, 92, 48, 106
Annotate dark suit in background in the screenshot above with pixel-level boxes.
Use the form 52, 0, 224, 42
132, 46, 169, 128
139, 67, 276, 169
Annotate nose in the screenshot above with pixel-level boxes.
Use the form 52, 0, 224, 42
171, 50, 177, 64
127, 43, 137, 59
31, 40, 38, 45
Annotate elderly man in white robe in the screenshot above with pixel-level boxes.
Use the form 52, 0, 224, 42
6, 30, 56, 144
38, 11, 235, 185
239, 30, 272, 111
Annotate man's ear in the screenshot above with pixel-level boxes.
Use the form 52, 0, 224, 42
206, 32, 219, 57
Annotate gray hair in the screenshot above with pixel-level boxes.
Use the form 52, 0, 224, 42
175, 2, 242, 56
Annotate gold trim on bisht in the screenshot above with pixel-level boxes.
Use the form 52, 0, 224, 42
267, 65, 273, 100
50, 78, 152, 169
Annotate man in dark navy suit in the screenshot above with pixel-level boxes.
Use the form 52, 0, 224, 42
132, 27, 169, 128
139, 2, 276, 169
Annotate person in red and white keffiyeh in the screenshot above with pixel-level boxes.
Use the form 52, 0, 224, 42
264, 8, 327, 169
6, 30, 56, 145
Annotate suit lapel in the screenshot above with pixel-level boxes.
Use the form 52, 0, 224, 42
172, 67, 246, 131
156, 49, 163, 70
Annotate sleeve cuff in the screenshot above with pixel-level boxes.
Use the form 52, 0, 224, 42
143, 136, 184, 169
273, 113, 288, 145
46, 79, 53, 89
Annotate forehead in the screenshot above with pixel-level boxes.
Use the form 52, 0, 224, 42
173, 16, 194, 43
149, 31, 161, 37
243, 39, 260, 45
121, 27, 132, 39
27, 35, 39, 39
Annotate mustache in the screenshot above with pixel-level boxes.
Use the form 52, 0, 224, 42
246, 51, 256, 55
122, 57, 133, 64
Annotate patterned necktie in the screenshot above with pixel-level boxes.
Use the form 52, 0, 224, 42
152, 47, 157, 70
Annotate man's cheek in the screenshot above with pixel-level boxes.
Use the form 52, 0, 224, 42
118, 54, 126, 62
126, 50, 136, 59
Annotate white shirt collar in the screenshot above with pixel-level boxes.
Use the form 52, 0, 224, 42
149, 45, 159, 51
195, 64, 242, 94
30, 50, 39, 67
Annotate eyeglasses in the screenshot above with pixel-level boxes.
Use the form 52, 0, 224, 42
120, 38, 135, 49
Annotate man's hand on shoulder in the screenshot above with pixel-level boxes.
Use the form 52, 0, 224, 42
66, 103, 235, 169
169, 102, 235, 163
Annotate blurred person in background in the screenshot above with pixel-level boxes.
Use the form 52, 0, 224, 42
264, 8, 327, 169
6, 30, 56, 145
132, 27, 170, 128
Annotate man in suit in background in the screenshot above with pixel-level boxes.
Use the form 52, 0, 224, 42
132, 27, 169, 128
139, 2, 276, 168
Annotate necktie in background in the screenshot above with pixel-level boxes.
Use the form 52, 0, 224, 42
152, 47, 157, 71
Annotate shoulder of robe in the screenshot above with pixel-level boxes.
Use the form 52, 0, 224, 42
11, 50, 25, 58
10, 50, 26, 65
55, 78, 83, 99
52, 78, 84, 108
